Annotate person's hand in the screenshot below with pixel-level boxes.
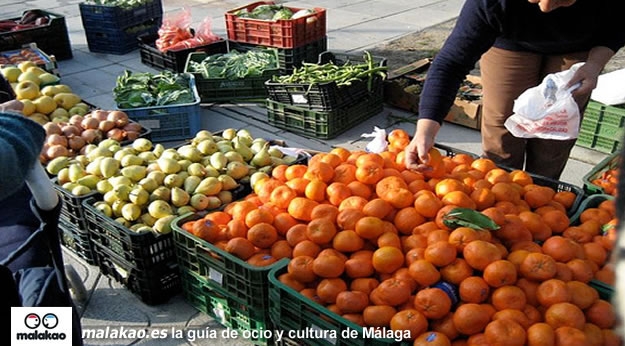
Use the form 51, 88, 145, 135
567, 61, 601, 100
0, 99, 24, 113
404, 119, 441, 171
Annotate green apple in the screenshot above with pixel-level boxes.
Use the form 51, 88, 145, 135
14, 80, 40, 100
39, 72, 60, 87
1, 66, 21, 83
68, 105, 88, 116
49, 107, 69, 120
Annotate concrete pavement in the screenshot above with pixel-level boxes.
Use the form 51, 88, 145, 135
1, 0, 609, 345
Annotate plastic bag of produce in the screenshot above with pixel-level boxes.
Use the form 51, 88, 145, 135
504, 63, 582, 140
155, 8, 194, 52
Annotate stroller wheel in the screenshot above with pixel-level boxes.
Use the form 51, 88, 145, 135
65, 264, 88, 303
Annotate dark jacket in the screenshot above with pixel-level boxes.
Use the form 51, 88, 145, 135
419, 0, 625, 124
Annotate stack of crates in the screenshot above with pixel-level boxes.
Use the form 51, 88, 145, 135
264, 51, 387, 139
79, 0, 163, 55
224, 1, 328, 74
576, 100, 625, 154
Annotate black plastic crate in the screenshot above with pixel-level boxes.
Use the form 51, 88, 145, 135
85, 18, 161, 55
138, 33, 228, 72
229, 37, 328, 75
0, 9, 72, 60
266, 91, 384, 139
59, 217, 97, 265
82, 197, 177, 270
79, 0, 163, 29
93, 241, 180, 305
52, 178, 99, 231
265, 51, 387, 111
185, 49, 280, 103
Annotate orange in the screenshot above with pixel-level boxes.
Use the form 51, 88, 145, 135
363, 305, 397, 328
287, 197, 319, 221
225, 237, 256, 260
316, 278, 347, 304
312, 255, 345, 278
389, 309, 428, 341
414, 287, 453, 319
336, 290, 369, 313
484, 319, 526, 346
459, 276, 490, 303
246, 222, 278, 249
372, 246, 404, 274
306, 218, 337, 245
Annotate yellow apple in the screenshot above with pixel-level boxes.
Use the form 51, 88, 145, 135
33, 95, 57, 115
17, 70, 41, 86
20, 99, 36, 116
13, 80, 40, 100
18, 60, 37, 73
1, 66, 21, 83
53, 92, 81, 110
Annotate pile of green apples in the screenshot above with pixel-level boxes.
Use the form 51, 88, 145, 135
1, 61, 87, 125
45, 129, 300, 234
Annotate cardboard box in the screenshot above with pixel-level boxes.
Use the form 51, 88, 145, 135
383, 59, 483, 130
383, 58, 430, 113
445, 75, 482, 130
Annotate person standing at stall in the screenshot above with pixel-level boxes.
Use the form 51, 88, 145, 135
404, 0, 625, 179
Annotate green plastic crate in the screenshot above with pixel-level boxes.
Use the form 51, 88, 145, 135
568, 193, 615, 225
576, 101, 625, 154
268, 261, 412, 346
180, 269, 274, 344
184, 48, 280, 103
582, 151, 620, 196
589, 279, 614, 301
172, 212, 288, 344
266, 92, 384, 140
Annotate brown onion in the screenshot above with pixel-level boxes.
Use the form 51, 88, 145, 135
81, 117, 99, 130
123, 122, 142, 132
47, 145, 70, 159
62, 124, 82, 137
81, 129, 102, 144
91, 109, 109, 121
108, 110, 129, 127
107, 128, 125, 142
43, 122, 62, 136
68, 135, 86, 151
124, 130, 140, 141
69, 115, 84, 128
47, 134, 68, 147
99, 120, 115, 132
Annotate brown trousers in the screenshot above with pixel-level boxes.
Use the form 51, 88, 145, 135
479, 47, 590, 179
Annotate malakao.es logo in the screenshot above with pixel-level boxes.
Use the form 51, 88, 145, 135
11, 307, 72, 345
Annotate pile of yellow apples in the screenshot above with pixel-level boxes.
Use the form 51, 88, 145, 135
1, 61, 89, 125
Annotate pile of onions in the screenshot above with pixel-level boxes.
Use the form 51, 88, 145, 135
40, 109, 143, 163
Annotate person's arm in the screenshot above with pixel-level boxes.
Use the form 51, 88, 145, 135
406, 0, 500, 168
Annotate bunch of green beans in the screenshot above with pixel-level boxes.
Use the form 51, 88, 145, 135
272, 51, 387, 91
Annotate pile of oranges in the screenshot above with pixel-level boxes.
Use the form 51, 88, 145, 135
591, 167, 619, 196
181, 128, 620, 345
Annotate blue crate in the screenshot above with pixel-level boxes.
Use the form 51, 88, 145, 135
79, 0, 163, 29
85, 18, 161, 55
118, 73, 201, 142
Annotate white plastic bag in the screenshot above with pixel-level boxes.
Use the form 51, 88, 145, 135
361, 126, 388, 153
591, 68, 625, 106
504, 63, 583, 140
